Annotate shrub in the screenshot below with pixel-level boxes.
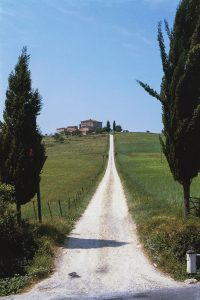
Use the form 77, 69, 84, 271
0, 183, 38, 278
0, 275, 30, 296
143, 219, 200, 279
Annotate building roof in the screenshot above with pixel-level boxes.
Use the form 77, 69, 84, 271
81, 119, 102, 123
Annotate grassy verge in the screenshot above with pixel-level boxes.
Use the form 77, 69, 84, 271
0, 134, 109, 296
115, 132, 200, 280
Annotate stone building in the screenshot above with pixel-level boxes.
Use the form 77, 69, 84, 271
79, 119, 102, 135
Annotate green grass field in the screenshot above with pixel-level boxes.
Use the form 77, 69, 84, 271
115, 132, 200, 280
22, 134, 109, 221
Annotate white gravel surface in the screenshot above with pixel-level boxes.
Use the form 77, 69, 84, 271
3, 135, 183, 300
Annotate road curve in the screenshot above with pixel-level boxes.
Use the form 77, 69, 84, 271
4, 135, 187, 300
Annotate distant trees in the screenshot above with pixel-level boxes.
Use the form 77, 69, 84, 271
95, 127, 107, 134
112, 120, 122, 132
54, 133, 65, 143
0, 47, 45, 223
115, 125, 122, 132
113, 120, 116, 132
138, 0, 200, 216
95, 121, 122, 134
106, 121, 111, 132
96, 128, 104, 134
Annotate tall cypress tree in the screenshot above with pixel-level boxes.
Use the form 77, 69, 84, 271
0, 47, 45, 222
138, 0, 200, 217
106, 121, 111, 132
113, 120, 116, 132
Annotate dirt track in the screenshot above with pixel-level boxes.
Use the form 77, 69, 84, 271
5, 135, 182, 300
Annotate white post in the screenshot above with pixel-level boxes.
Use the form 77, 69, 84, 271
186, 250, 196, 274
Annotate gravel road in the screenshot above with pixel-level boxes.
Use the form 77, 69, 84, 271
4, 135, 186, 300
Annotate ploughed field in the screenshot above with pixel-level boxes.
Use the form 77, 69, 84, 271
115, 132, 200, 280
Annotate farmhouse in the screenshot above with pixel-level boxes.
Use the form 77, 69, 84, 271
56, 127, 66, 134
66, 126, 78, 133
56, 119, 102, 136
79, 119, 102, 135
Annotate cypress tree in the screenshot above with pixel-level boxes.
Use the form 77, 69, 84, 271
106, 121, 111, 132
113, 120, 116, 132
0, 47, 45, 222
137, 0, 200, 217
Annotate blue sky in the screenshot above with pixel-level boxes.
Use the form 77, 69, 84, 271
1, 0, 180, 134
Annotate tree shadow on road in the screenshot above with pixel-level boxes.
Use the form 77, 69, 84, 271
110, 285, 200, 300
63, 237, 128, 249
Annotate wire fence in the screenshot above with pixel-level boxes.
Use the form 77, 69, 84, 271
25, 157, 108, 222
32, 191, 81, 219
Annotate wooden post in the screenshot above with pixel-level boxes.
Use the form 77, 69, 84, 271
32, 201, 37, 220
37, 183, 42, 223
48, 202, 53, 221
58, 200, 62, 217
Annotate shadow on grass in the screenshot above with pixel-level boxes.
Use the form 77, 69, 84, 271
64, 237, 128, 249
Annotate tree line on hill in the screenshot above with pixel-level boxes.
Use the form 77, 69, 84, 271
54, 120, 123, 141
95, 120, 122, 134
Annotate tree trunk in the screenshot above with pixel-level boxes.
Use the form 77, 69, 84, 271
16, 201, 21, 225
183, 180, 190, 217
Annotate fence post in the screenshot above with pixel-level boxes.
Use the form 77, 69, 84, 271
32, 201, 37, 221
48, 202, 53, 221
58, 200, 62, 217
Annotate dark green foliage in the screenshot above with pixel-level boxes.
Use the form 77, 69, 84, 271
106, 120, 111, 132
145, 224, 200, 263
95, 127, 103, 134
0, 217, 38, 278
0, 184, 15, 216
138, 0, 200, 216
115, 125, 122, 132
0, 184, 38, 278
113, 120, 116, 132
96, 127, 108, 134
54, 133, 65, 143
0, 47, 45, 208
0, 275, 30, 296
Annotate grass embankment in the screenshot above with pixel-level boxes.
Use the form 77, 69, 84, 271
115, 132, 200, 280
0, 134, 109, 296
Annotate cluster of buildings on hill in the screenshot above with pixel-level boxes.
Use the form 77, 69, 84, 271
56, 119, 102, 136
